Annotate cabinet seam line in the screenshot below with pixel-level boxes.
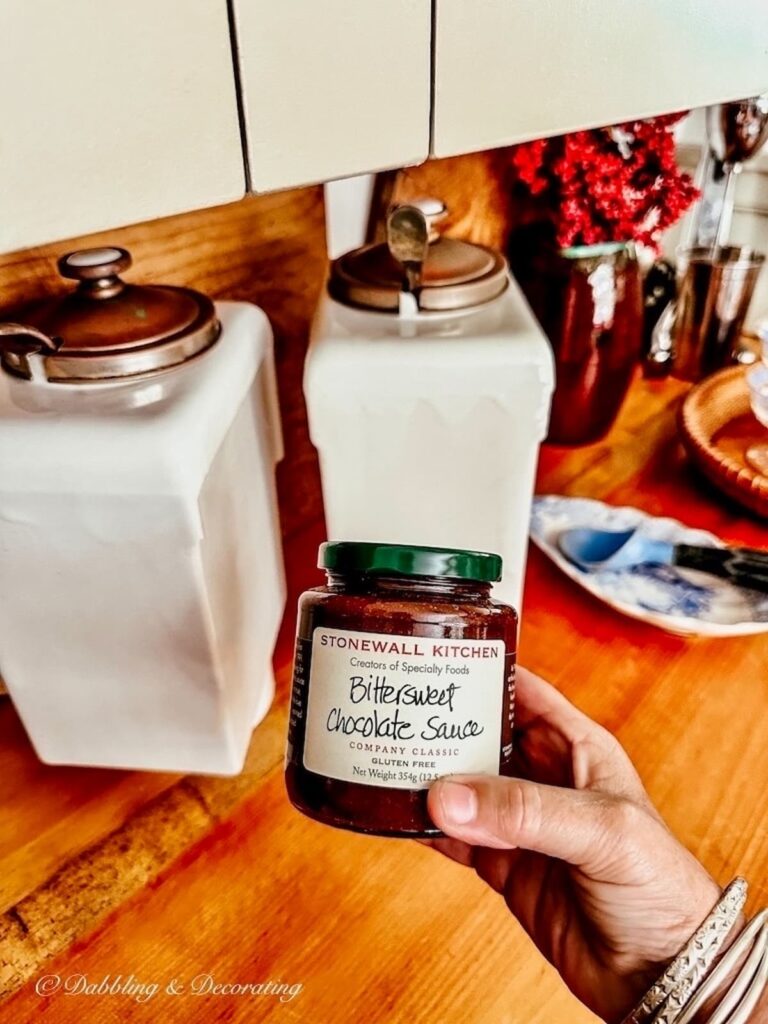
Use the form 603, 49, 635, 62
226, 0, 253, 194
429, 0, 437, 156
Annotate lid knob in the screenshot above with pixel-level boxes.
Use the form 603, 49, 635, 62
407, 198, 448, 243
0, 246, 220, 384
57, 247, 132, 299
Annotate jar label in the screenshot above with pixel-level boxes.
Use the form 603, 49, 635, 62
302, 626, 510, 790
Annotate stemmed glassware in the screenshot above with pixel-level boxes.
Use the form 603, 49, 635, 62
686, 94, 768, 250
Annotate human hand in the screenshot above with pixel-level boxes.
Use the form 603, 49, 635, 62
425, 667, 723, 1023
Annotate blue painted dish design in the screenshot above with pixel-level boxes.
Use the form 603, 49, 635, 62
530, 495, 768, 636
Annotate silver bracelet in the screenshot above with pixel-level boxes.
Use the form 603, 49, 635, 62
622, 878, 748, 1024
726, 924, 768, 1024
707, 920, 768, 1024
672, 910, 768, 1024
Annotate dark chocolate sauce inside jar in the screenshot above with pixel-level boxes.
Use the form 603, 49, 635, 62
285, 542, 517, 838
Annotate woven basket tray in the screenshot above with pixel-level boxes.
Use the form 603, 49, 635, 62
679, 366, 768, 519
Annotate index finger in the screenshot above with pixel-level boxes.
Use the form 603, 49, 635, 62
514, 666, 596, 735
513, 667, 656, 810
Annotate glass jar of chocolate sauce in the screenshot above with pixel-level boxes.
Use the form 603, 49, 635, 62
285, 542, 517, 838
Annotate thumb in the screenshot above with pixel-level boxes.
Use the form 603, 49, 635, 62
428, 774, 632, 876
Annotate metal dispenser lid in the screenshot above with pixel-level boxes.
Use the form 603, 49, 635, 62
328, 199, 509, 312
0, 247, 220, 383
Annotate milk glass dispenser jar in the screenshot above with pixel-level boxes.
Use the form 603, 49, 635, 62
304, 202, 555, 611
0, 247, 285, 774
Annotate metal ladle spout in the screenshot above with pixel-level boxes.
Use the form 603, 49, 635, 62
386, 205, 430, 296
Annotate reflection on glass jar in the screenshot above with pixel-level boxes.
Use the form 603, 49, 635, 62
509, 234, 643, 445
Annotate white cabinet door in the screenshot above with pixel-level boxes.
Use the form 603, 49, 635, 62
231, 0, 431, 193
0, 1, 244, 254
433, 0, 768, 158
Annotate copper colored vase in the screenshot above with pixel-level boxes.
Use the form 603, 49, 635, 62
510, 235, 643, 445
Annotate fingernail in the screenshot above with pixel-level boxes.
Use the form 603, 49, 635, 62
437, 782, 477, 825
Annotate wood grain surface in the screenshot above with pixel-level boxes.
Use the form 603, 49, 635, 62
1, 369, 767, 1024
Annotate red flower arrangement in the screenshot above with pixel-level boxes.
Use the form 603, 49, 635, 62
511, 113, 699, 250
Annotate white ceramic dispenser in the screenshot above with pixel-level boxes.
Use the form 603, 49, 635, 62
305, 202, 554, 612
0, 247, 285, 774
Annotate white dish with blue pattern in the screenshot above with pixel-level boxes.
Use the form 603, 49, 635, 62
530, 495, 768, 637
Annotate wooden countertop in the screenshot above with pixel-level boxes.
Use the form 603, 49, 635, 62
1, 373, 767, 1024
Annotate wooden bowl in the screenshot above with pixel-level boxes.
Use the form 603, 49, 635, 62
679, 366, 768, 518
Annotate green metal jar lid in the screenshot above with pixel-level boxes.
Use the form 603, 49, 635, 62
319, 542, 502, 583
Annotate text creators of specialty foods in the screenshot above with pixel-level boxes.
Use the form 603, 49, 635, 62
349, 655, 470, 678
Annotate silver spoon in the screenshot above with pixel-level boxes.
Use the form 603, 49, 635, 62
386, 205, 430, 295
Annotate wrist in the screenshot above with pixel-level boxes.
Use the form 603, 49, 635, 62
620, 879, 749, 1024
